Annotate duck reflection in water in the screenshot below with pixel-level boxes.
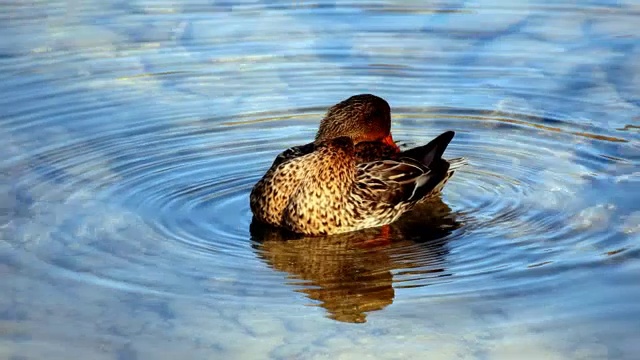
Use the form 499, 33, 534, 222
251, 196, 460, 323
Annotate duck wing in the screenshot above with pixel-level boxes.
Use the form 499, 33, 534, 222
357, 129, 467, 205
357, 158, 436, 204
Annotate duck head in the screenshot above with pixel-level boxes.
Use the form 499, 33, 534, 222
315, 94, 399, 151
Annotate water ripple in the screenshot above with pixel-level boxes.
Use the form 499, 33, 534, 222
4, 102, 630, 320
1, 2, 638, 332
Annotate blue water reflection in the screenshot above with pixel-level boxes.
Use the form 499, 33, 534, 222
1, 0, 639, 359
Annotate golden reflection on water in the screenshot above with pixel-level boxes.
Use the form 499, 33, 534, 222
251, 197, 460, 323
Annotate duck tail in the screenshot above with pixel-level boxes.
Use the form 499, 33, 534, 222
402, 131, 465, 200
400, 131, 455, 167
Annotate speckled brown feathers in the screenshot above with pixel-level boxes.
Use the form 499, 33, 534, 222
281, 137, 358, 234
250, 94, 463, 235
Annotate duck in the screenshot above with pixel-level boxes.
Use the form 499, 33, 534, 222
250, 94, 464, 236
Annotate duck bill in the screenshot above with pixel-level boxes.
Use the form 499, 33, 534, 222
382, 134, 400, 152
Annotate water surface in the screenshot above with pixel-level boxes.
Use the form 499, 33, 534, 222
1, 0, 639, 359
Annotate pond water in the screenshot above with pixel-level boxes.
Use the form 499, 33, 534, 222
1, 0, 639, 359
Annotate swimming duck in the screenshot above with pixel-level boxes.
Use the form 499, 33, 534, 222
250, 94, 463, 236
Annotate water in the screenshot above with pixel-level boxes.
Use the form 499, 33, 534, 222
1, 0, 639, 358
